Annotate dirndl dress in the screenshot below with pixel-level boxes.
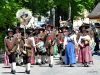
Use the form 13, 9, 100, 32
65, 36, 76, 65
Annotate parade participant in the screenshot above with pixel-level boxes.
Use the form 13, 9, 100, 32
4, 35, 9, 66
63, 28, 76, 67
36, 38, 47, 64
4, 29, 17, 74
53, 31, 59, 57
94, 32, 99, 53
78, 29, 93, 67
38, 28, 47, 64
71, 30, 78, 59
34, 28, 41, 65
20, 30, 33, 74
89, 31, 96, 56
46, 25, 54, 67
13, 27, 23, 65
57, 27, 63, 56
58, 26, 67, 64
28, 28, 36, 65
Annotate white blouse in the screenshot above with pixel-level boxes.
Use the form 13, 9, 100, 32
63, 34, 77, 49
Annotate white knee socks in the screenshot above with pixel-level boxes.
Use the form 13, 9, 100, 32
49, 56, 53, 65
26, 63, 31, 71
11, 62, 16, 70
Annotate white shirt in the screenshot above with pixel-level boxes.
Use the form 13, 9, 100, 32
29, 37, 36, 47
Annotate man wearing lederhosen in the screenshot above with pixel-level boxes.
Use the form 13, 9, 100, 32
34, 28, 41, 65
45, 25, 55, 67
36, 28, 47, 65
20, 30, 33, 74
13, 27, 23, 66
4, 28, 17, 74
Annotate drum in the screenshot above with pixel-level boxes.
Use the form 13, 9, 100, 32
36, 41, 46, 53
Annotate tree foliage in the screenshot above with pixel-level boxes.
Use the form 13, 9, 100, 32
0, 0, 99, 28
0, 0, 22, 29
0, 0, 99, 48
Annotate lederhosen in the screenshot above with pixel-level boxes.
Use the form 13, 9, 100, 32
5, 36, 17, 63
45, 32, 54, 56
21, 38, 32, 64
38, 32, 47, 55
14, 33, 21, 54
14, 33, 22, 60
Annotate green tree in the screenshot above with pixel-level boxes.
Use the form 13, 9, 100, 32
0, 0, 22, 49
0, 0, 22, 29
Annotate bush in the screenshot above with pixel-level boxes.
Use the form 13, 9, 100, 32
0, 31, 6, 53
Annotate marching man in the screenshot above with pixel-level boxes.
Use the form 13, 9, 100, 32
4, 29, 17, 74
20, 31, 33, 74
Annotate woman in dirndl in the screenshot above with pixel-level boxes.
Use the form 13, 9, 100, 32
64, 30, 76, 67
78, 30, 93, 67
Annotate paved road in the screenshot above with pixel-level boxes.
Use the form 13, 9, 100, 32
0, 54, 100, 75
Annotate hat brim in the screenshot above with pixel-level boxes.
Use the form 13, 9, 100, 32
79, 25, 90, 31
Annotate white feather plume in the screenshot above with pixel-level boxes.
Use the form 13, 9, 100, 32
16, 8, 32, 20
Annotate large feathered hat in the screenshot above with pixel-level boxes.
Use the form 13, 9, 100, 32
16, 8, 32, 20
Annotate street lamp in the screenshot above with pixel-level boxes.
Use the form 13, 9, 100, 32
52, 8, 55, 27
68, 0, 71, 20
47, 11, 50, 17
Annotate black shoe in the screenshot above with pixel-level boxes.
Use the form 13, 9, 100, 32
84, 63, 89, 67
26, 70, 30, 74
59, 57, 62, 60
84, 64, 88, 67
41, 61, 45, 64
11, 70, 16, 74
69, 64, 74, 67
16, 63, 20, 66
49, 64, 53, 67
20, 62, 23, 65
85, 64, 89, 67
36, 62, 38, 65
62, 62, 65, 65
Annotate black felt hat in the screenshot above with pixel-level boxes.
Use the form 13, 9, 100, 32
58, 26, 69, 32
79, 23, 90, 30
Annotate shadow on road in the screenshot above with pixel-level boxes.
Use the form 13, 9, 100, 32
39, 65, 49, 67
2, 67, 11, 68
2, 71, 26, 74
2, 72, 11, 74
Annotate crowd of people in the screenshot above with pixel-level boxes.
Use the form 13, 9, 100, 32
4, 23, 97, 74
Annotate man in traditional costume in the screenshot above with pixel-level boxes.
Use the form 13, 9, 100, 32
34, 28, 41, 65
13, 27, 23, 65
58, 27, 67, 64
20, 30, 33, 74
4, 29, 17, 74
28, 28, 36, 65
45, 25, 55, 67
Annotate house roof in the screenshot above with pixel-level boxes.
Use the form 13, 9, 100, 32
88, 2, 100, 19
